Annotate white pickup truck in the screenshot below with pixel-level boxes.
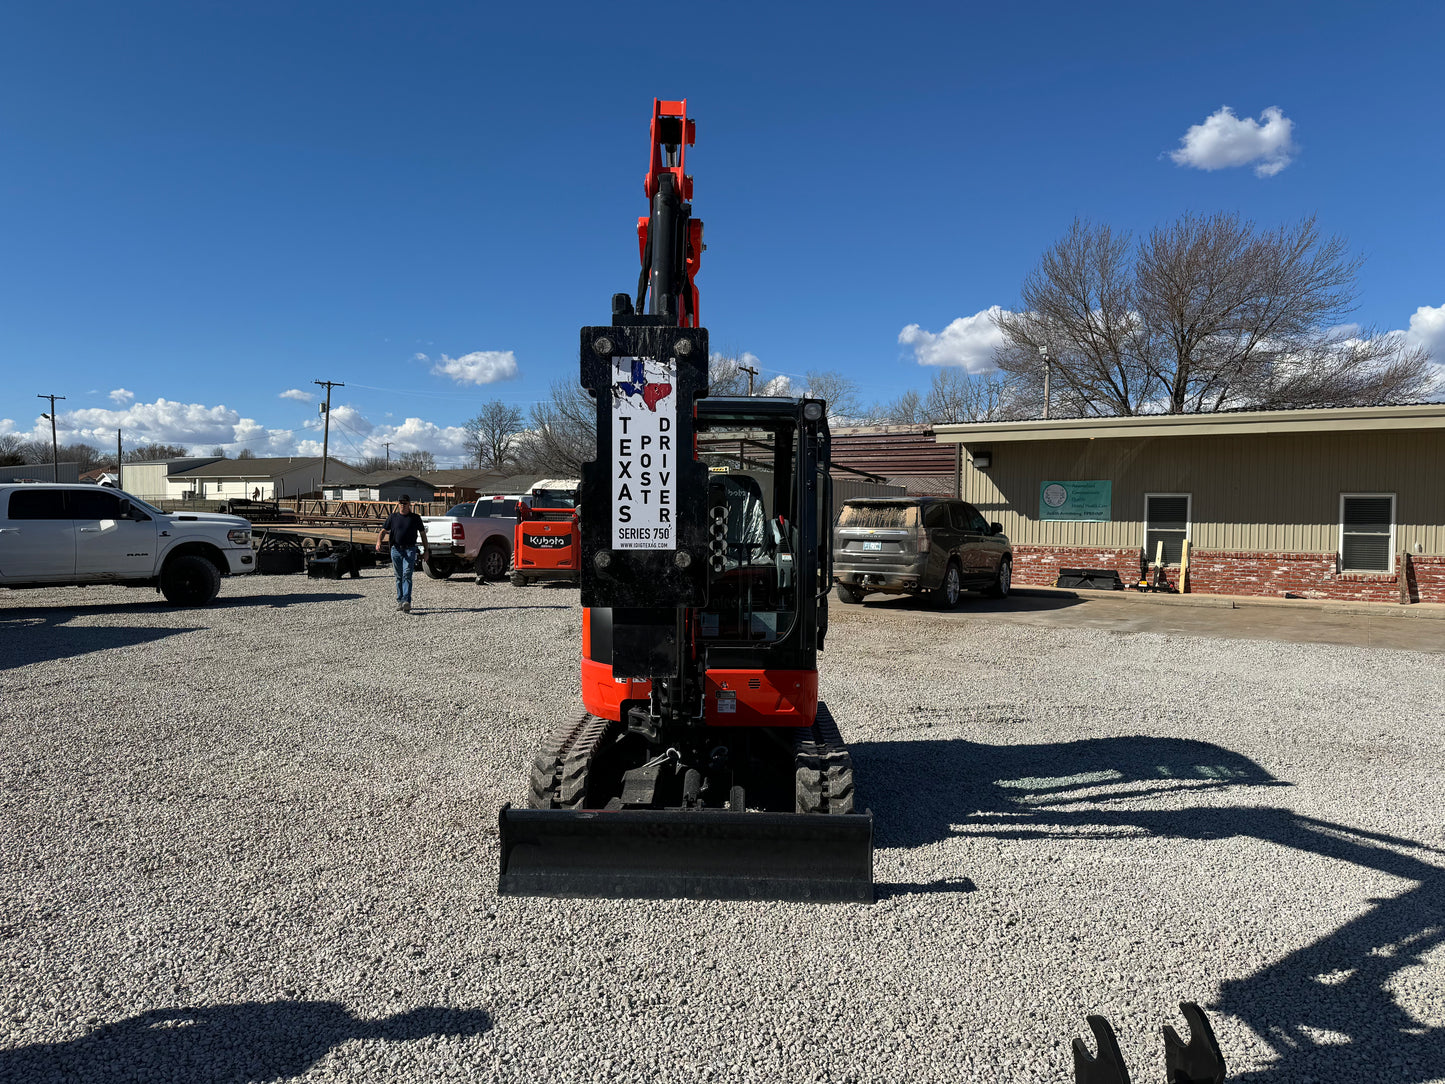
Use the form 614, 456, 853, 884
0, 483, 256, 606
420, 495, 528, 581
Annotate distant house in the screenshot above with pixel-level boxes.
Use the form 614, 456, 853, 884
166, 457, 363, 500
426, 469, 507, 503
80, 469, 121, 487
322, 472, 437, 503
121, 457, 224, 502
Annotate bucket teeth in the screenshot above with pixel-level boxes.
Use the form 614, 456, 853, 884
1071, 1003, 1226, 1084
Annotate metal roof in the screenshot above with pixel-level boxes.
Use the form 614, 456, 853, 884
935, 403, 1445, 444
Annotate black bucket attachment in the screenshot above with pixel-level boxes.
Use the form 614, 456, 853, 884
497, 805, 874, 903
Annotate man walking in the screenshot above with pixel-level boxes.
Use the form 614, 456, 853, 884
377, 495, 429, 613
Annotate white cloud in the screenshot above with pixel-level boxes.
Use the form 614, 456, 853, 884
1170, 106, 1296, 177
1403, 303, 1445, 356
279, 388, 315, 403
425, 350, 519, 386
109, 388, 135, 405
898, 306, 1007, 372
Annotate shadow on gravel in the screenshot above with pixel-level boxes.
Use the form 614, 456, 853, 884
854, 590, 1086, 615
411, 604, 571, 614
0, 591, 364, 621
0, 622, 202, 670
0, 1001, 493, 1083
852, 735, 1444, 1084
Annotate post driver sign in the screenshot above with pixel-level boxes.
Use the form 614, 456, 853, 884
611, 356, 676, 549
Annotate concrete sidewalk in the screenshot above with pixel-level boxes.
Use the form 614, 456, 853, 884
1015, 584, 1445, 620
855, 585, 1445, 654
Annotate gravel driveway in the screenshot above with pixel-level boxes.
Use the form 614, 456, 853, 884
2, 571, 1442, 1083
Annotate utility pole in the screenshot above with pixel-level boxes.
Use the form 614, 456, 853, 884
37, 394, 65, 481
738, 363, 759, 396
313, 379, 344, 494
383, 441, 392, 468
117, 429, 123, 490
1039, 345, 1051, 421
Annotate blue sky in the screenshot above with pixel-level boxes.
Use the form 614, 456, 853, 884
3, 1, 1442, 465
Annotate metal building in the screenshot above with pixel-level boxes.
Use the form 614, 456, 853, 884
936, 404, 1445, 604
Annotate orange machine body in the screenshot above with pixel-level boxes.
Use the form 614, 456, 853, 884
513, 505, 580, 582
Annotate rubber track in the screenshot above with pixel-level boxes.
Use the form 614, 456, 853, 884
793, 702, 856, 815
527, 714, 614, 810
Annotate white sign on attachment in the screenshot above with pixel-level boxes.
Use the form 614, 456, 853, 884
611, 356, 676, 550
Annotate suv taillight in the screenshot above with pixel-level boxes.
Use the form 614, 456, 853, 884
916, 526, 931, 554
452, 523, 464, 541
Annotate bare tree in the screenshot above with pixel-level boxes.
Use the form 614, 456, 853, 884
464, 401, 525, 470
1135, 213, 1431, 410
994, 220, 1155, 416
516, 378, 597, 477
921, 368, 1024, 423
800, 370, 864, 423
872, 388, 926, 425
125, 443, 191, 462
395, 449, 437, 473
0, 434, 28, 466
352, 455, 391, 474
995, 214, 1434, 416
237, 448, 257, 460
707, 352, 752, 396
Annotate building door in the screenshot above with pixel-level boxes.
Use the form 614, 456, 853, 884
71, 487, 159, 579
0, 488, 76, 581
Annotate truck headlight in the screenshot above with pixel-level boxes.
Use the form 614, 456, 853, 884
229, 529, 251, 545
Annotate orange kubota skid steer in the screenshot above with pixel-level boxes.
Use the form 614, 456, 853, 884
496, 99, 873, 903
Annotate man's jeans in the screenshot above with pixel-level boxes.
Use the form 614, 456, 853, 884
391, 546, 419, 604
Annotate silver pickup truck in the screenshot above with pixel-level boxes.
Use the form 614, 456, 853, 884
420, 496, 528, 580
0, 483, 255, 606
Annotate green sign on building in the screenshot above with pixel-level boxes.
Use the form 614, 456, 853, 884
1039, 480, 1112, 522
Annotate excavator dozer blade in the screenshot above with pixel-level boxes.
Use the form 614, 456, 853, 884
497, 806, 874, 903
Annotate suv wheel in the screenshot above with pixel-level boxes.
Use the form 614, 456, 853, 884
986, 558, 1012, 599
934, 561, 963, 610
836, 584, 865, 605
159, 554, 222, 606
476, 543, 509, 581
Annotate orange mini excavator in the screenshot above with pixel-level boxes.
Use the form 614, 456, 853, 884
497, 100, 873, 903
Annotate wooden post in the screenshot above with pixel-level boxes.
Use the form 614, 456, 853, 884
1400, 551, 1410, 605
1180, 538, 1191, 593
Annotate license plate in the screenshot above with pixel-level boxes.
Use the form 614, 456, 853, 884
526, 533, 570, 549
862, 540, 882, 551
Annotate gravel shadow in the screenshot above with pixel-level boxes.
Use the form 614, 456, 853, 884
0, 1001, 493, 1083
0, 591, 364, 620
850, 734, 1287, 850
0, 622, 202, 670
853, 735, 1444, 1083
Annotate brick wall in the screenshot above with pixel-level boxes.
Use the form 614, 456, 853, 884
1010, 545, 1445, 603
1011, 546, 1146, 588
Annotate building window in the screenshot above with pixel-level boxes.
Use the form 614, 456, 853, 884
1144, 493, 1191, 566
1339, 494, 1395, 573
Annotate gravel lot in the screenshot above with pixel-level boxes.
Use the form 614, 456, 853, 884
2, 569, 1442, 1084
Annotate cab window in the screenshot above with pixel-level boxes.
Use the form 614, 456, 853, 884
8, 489, 68, 519
69, 489, 127, 520
925, 503, 951, 529
964, 504, 990, 533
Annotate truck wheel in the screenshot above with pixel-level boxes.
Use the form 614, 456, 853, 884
159, 554, 222, 606
423, 556, 452, 580
835, 584, 865, 605
933, 560, 963, 610
476, 543, 508, 581
985, 558, 1012, 599
509, 571, 527, 588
